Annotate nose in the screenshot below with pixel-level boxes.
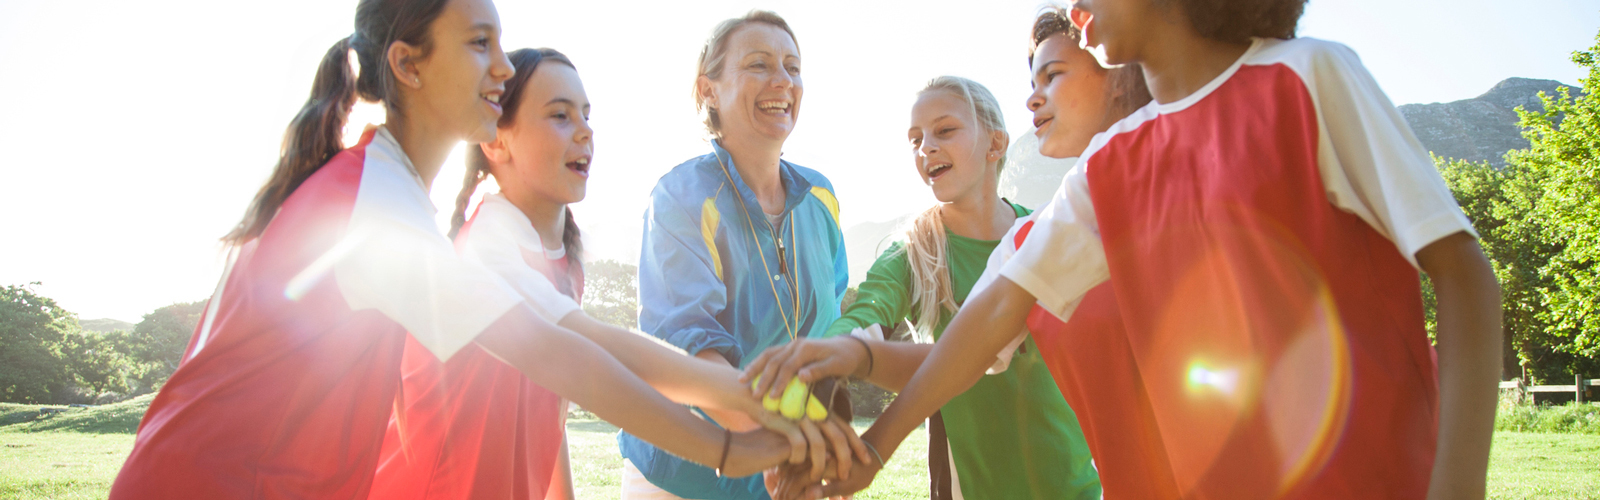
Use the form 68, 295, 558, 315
1027, 86, 1046, 113
489, 44, 513, 82
769, 69, 794, 90
575, 114, 593, 144
918, 137, 939, 157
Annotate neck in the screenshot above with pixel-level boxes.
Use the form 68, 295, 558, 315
1138, 28, 1251, 104
385, 118, 457, 192
721, 137, 786, 215
506, 191, 567, 251
938, 176, 1013, 241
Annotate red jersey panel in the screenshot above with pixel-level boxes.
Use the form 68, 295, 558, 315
112, 128, 521, 500
1082, 59, 1436, 499
369, 194, 584, 500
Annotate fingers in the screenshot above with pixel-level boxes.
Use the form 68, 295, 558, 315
816, 468, 874, 500
756, 342, 801, 398
833, 415, 872, 466
756, 412, 808, 465
817, 418, 853, 481
799, 418, 827, 480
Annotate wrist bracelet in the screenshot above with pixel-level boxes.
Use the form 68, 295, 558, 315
714, 428, 732, 477
862, 439, 885, 467
844, 335, 874, 378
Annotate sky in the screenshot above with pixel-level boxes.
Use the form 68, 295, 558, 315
1, 0, 1597, 322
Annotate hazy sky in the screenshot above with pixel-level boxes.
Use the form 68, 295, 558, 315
2, 0, 1597, 321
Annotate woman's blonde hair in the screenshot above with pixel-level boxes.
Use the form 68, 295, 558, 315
692, 10, 799, 138
900, 76, 1007, 342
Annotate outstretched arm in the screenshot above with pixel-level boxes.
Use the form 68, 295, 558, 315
475, 305, 789, 477
1418, 232, 1502, 500
812, 278, 1038, 498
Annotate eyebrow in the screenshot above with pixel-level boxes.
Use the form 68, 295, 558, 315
546, 97, 587, 108
1034, 60, 1065, 78
470, 22, 498, 34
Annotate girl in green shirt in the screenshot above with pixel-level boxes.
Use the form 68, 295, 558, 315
748, 76, 1100, 499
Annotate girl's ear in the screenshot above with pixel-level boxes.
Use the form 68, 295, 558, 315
988, 129, 1010, 162
481, 135, 512, 165
388, 40, 425, 90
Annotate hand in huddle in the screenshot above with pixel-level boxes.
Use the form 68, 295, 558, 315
764, 429, 883, 500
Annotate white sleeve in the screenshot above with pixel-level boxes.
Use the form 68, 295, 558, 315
997, 161, 1108, 320
457, 207, 583, 324
976, 215, 1072, 375
1301, 40, 1477, 265
332, 197, 522, 362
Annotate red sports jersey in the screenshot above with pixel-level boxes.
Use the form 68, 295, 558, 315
111, 128, 521, 499
370, 193, 585, 500
996, 38, 1476, 499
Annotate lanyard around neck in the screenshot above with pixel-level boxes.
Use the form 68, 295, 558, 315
712, 149, 803, 342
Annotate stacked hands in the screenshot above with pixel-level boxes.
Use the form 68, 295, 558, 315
735, 337, 886, 500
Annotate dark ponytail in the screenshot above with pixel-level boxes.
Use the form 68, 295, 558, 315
225, 0, 450, 244
449, 48, 581, 266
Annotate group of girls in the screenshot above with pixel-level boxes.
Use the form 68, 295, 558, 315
105, 0, 1504, 499
760, 0, 1503, 499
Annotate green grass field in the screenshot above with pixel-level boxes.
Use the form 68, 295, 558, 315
3, 399, 1597, 499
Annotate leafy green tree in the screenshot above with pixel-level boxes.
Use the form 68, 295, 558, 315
1506, 34, 1600, 365
0, 283, 75, 403
111, 301, 205, 394
581, 260, 640, 330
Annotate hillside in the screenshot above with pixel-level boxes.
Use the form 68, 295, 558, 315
1398, 77, 1576, 167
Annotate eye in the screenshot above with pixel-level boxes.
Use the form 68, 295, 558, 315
750, 61, 767, 70
786, 64, 800, 76
937, 127, 956, 136
552, 111, 569, 121
1047, 71, 1063, 82
472, 37, 490, 48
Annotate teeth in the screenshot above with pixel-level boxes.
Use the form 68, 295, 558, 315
485, 94, 500, 104
758, 102, 790, 110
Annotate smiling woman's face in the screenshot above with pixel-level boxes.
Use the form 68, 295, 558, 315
702, 23, 803, 149
1026, 34, 1111, 159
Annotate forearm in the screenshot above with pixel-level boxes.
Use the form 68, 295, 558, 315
1419, 233, 1503, 500
477, 306, 725, 466
861, 277, 1036, 459
557, 313, 751, 413
858, 341, 933, 392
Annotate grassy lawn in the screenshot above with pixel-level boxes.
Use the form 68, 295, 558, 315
2, 399, 1597, 499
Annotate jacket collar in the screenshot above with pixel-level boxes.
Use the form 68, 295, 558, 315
710, 139, 813, 223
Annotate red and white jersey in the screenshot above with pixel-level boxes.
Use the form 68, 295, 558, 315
111, 127, 521, 499
996, 38, 1475, 498
370, 193, 584, 500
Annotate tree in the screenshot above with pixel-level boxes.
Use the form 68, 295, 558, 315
1506, 34, 1600, 364
582, 260, 640, 330
114, 301, 206, 394
0, 283, 75, 403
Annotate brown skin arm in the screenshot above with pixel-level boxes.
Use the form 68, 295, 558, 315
473, 305, 789, 477
1417, 232, 1502, 500
814, 278, 1037, 498
742, 335, 935, 395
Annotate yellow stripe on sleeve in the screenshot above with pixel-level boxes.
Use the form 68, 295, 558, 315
809, 186, 840, 226
700, 197, 722, 280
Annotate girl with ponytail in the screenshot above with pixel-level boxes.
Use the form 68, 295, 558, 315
111, 1, 799, 498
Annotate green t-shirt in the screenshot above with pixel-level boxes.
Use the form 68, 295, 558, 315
828, 202, 1101, 499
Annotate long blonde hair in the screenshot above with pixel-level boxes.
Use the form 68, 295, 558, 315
900, 76, 1007, 342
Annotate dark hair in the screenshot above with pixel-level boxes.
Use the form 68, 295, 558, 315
693, 10, 799, 138
450, 48, 584, 266
1161, 0, 1306, 44
1029, 6, 1153, 121
224, 0, 450, 244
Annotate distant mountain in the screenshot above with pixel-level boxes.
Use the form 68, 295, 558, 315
80, 318, 134, 333
843, 214, 914, 284
1398, 77, 1576, 167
